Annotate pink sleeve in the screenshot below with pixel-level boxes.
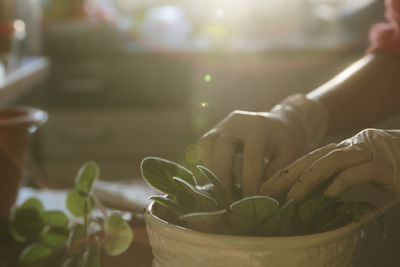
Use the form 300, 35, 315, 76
367, 0, 400, 58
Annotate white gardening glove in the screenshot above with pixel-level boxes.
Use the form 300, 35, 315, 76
197, 94, 328, 196
261, 128, 400, 202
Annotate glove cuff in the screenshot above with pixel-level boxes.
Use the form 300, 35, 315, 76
271, 94, 329, 149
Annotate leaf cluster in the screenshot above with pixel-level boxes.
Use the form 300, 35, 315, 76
4, 162, 133, 267
141, 157, 385, 236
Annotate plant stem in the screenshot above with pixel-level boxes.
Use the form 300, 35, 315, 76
92, 192, 107, 218
84, 199, 88, 235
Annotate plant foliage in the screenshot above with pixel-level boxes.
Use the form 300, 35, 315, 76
141, 157, 385, 236
1, 162, 133, 267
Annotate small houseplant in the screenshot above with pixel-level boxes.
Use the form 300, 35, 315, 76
141, 156, 383, 267
0, 162, 133, 267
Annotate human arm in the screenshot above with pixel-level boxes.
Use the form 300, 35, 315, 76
311, 0, 400, 132
198, 0, 400, 198
260, 0, 400, 201
200, 51, 400, 199
260, 53, 400, 201
308, 52, 400, 135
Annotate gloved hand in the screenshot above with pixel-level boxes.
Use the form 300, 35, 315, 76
261, 128, 400, 202
197, 94, 328, 196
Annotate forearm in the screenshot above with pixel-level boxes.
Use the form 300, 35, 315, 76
307, 52, 400, 135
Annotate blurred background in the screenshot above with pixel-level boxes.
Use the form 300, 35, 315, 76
3, 0, 400, 266
2, 0, 387, 186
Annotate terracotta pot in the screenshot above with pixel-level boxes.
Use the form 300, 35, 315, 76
0, 106, 47, 217
145, 202, 361, 267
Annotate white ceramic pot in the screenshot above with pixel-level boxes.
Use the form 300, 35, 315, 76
145, 202, 362, 267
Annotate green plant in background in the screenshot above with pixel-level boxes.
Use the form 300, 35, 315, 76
141, 157, 385, 237
1, 162, 133, 267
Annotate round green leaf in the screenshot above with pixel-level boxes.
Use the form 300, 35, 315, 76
19, 243, 53, 264
104, 213, 133, 256
40, 227, 69, 248
82, 237, 101, 267
297, 195, 336, 224
180, 210, 227, 225
11, 207, 45, 239
149, 195, 179, 214
173, 177, 217, 211
179, 210, 227, 232
66, 189, 94, 217
41, 211, 69, 228
141, 157, 196, 194
230, 195, 279, 220
10, 224, 27, 242
75, 161, 99, 195
20, 198, 44, 212
197, 166, 231, 205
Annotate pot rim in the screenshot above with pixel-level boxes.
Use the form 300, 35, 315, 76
145, 202, 361, 249
0, 106, 47, 127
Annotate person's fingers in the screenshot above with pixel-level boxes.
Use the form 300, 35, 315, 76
288, 146, 373, 202
242, 138, 267, 196
212, 135, 240, 190
263, 144, 294, 181
324, 161, 393, 197
260, 143, 337, 198
197, 131, 218, 170
263, 132, 308, 180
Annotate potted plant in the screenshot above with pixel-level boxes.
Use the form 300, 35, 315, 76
0, 106, 48, 218
0, 162, 134, 267
141, 157, 383, 267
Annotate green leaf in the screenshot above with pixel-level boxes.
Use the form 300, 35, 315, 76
175, 190, 199, 213
67, 224, 86, 249
76, 161, 99, 195
11, 207, 45, 239
297, 194, 336, 225
10, 224, 27, 242
337, 201, 379, 219
231, 184, 243, 201
20, 198, 44, 212
149, 195, 179, 214
179, 210, 227, 233
197, 166, 231, 205
173, 177, 218, 211
61, 257, 80, 267
197, 184, 222, 206
280, 199, 294, 210
10, 198, 46, 240
225, 212, 249, 234
78, 237, 101, 267
104, 213, 134, 256
18, 243, 53, 264
278, 199, 296, 235
230, 195, 279, 220
141, 157, 196, 194
87, 237, 101, 267
260, 211, 281, 236
337, 201, 385, 237
66, 189, 94, 217
41, 211, 69, 228
40, 227, 69, 248
259, 200, 296, 236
